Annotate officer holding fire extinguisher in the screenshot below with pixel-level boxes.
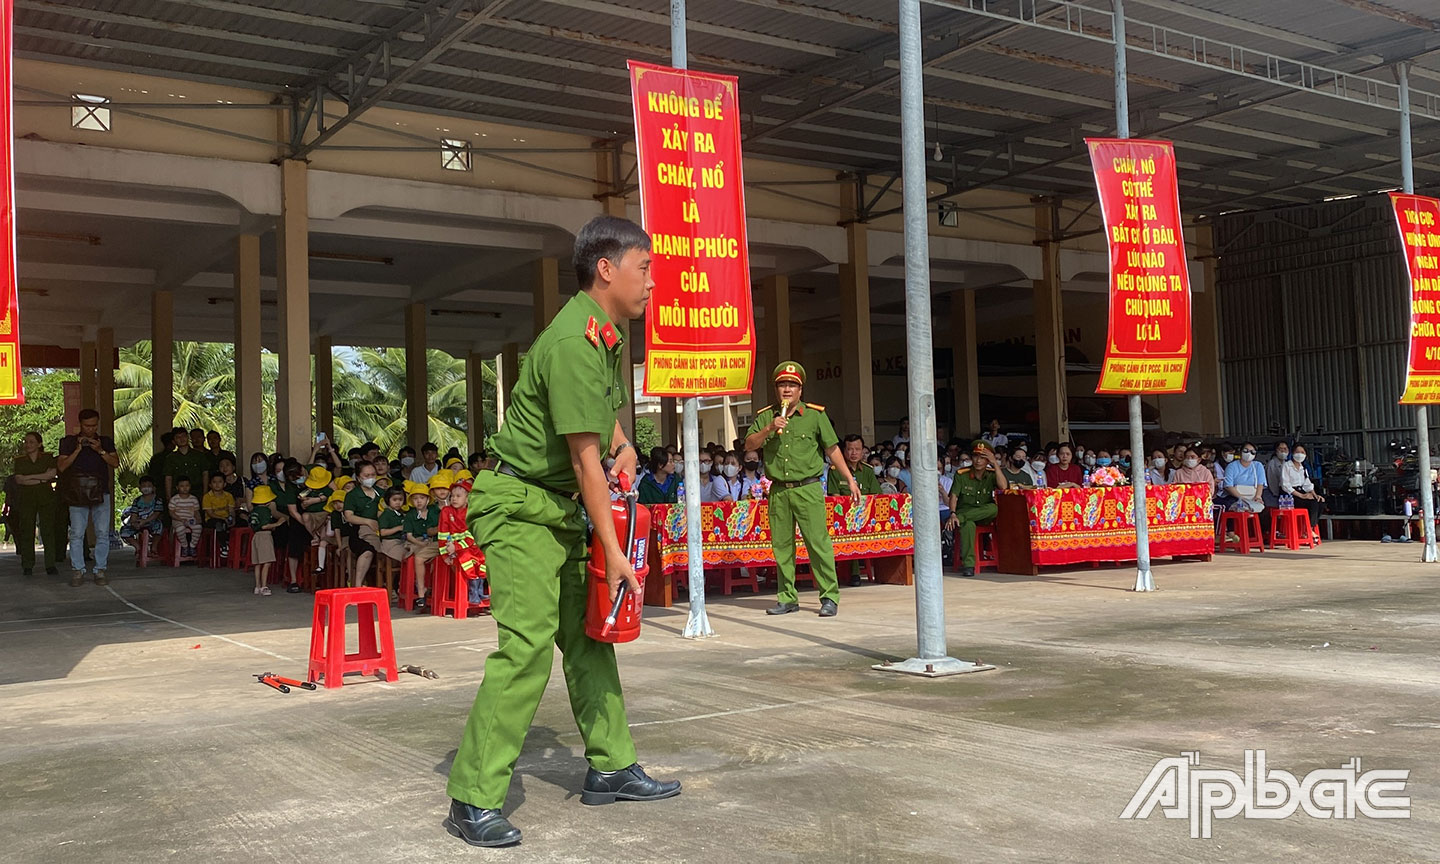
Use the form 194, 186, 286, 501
444, 216, 680, 849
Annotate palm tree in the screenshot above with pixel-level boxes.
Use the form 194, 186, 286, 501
332, 347, 495, 457
112, 341, 278, 476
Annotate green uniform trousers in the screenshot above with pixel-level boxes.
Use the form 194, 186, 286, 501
768, 481, 839, 605
447, 471, 637, 810
12, 489, 57, 570
954, 503, 997, 568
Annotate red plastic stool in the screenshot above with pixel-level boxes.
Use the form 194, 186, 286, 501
135, 529, 165, 568
1269, 508, 1315, 550
307, 587, 399, 688
229, 525, 253, 570
202, 527, 226, 569
719, 567, 759, 595
167, 530, 203, 566
431, 558, 489, 619
1219, 511, 1265, 554
951, 523, 998, 570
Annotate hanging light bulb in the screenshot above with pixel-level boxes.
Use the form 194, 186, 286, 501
933, 140, 944, 162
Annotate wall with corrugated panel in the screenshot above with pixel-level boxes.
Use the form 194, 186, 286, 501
1215, 194, 1427, 464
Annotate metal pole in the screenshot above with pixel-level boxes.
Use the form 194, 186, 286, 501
877, 0, 989, 678
1397, 63, 1438, 564
1112, 0, 1154, 592
672, 0, 712, 637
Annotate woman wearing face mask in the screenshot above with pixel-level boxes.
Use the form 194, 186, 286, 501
1280, 443, 1324, 529
343, 461, 384, 588
879, 456, 907, 495
709, 453, 744, 502
1265, 442, 1291, 498
1146, 449, 1170, 486
1000, 444, 1038, 487
1222, 441, 1270, 533
1171, 447, 1214, 492
740, 450, 766, 499
1045, 443, 1084, 489
244, 451, 272, 511
698, 452, 719, 502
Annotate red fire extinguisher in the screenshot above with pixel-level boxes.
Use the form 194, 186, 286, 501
585, 474, 650, 643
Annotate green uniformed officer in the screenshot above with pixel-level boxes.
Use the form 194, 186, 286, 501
826, 433, 879, 587
744, 361, 863, 617
945, 440, 1009, 577
445, 216, 679, 849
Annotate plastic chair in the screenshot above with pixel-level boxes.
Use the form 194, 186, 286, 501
1269, 508, 1315, 550
951, 523, 999, 571
307, 587, 399, 688
718, 567, 759, 595
228, 525, 253, 570
430, 558, 489, 620
398, 556, 436, 611
1219, 511, 1265, 554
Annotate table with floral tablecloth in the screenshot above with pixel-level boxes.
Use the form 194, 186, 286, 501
642, 494, 915, 606
994, 483, 1214, 574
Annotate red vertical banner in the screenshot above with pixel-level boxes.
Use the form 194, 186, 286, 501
0, 0, 18, 405
629, 60, 754, 396
1088, 138, 1191, 394
1391, 192, 1440, 403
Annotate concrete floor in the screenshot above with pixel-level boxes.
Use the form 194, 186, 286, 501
2, 542, 1438, 863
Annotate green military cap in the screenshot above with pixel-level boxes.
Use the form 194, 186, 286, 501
773, 361, 806, 385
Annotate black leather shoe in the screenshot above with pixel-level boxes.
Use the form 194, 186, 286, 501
818, 599, 838, 617
765, 602, 800, 615
848, 574, 862, 587
444, 799, 521, 847
286, 583, 302, 593
581, 763, 681, 806
960, 566, 976, 578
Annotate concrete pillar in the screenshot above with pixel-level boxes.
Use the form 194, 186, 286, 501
1033, 199, 1070, 444
499, 342, 519, 428
275, 160, 313, 457
951, 289, 980, 440
78, 339, 95, 411
839, 185, 875, 443
233, 235, 261, 461
533, 257, 561, 336
753, 274, 791, 418
404, 302, 428, 446
1191, 225, 1223, 434
314, 335, 333, 443
151, 291, 174, 452
660, 398, 678, 449
466, 352, 487, 453
594, 141, 629, 219
95, 327, 114, 433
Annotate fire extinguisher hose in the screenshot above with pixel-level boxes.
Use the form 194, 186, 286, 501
600, 481, 639, 637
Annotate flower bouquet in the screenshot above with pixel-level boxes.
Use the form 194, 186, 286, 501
1089, 465, 1127, 487
750, 477, 772, 499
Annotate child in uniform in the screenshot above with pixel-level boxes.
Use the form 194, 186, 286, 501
202, 473, 237, 558
377, 486, 410, 601
299, 467, 333, 574
439, 476, 487, 608
249, 485, 282, 595
403, 480, 440, 613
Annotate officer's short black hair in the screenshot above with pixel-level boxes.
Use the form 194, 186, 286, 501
574, 215, 652, 289
842, 434, 866, 448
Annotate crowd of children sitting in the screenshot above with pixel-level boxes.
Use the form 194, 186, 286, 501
120, 427, 491, 612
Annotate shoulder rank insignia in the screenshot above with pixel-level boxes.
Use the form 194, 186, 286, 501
584, 316, 600, 347
756, 405, 773, 416
806, 402, 826, 411
600, 322, 619, 349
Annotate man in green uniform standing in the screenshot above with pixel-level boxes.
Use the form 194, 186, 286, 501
946, 440, 1009, 577
745, 362, 863, 617
445, 216, 679, 849
826, 434, 879, 587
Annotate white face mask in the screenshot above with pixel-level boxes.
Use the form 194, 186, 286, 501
886, 467, 901, 478
1184, 458, 1199, 469
361, 476, 377, 488
1240, 451, 1255, 463
960, 459, 972, 469
400, 456, 415, 468
1048, 455, 1060, 464
252, 461, 268, 474
1292, 453, 1306, 464
1276, 451, 1289, 461
1222, 453, 1234, 463
1032, 460, 1047, 472
871, 464, 883, 476
1152, 457, 1167, 469
1083, 455, 1096, 467
723, 464, 739, 478
700, 461, 712, 473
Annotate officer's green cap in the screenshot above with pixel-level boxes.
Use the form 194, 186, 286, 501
773, 361, 805, 385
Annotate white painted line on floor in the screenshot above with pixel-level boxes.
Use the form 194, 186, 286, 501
102, 585, 296, 662
0, 620, 144, 635
394, 639, 491, 651
0, 611, 132, 625
627, 694, 868, 728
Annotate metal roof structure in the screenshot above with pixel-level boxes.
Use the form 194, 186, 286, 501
12, 0, 1440, 216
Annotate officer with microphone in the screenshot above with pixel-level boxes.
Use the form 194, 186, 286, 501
745, 361, 863, 617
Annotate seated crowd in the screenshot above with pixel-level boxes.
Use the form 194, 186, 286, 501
122, 427, 492, 612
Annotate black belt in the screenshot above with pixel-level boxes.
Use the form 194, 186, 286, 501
770, 476, 821, 491
495, 462, 580, 501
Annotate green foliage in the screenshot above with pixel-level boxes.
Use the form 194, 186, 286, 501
0, 368, 75, 458
633, 416, 659, 454
331, 348, 496, 457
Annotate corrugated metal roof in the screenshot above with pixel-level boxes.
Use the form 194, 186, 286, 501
12, 0, 1440, 211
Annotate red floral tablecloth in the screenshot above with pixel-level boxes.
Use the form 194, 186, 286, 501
1010, 483, 1213, 565
650, 494, 915, 575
